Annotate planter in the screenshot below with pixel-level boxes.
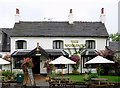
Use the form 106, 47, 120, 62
17, 74, 23, 83
45, 77, 50, 81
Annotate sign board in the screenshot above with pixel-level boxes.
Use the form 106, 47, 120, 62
65, 40, 84, 48
27, 68, 35, 86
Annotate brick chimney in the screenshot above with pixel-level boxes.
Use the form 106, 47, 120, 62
15, 8, 20, 23
68, 9, 74, 24
100, 8, 105, 23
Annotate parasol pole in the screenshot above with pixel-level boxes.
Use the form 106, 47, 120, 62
62, 64, 63, 78
98, 64, 100, 79
98, 64, 100, 85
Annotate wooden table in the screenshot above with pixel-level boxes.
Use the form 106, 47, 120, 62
91, 78, 109, 85
55, 77, 70, 83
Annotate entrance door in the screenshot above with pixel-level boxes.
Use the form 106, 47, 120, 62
32, 56, 40, 74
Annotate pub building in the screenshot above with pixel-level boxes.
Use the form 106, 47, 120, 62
0, 8, 109, 74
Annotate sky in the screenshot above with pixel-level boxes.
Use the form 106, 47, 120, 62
0, 0, 119, 34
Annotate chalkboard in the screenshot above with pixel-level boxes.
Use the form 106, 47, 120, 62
27, 68, 35, 86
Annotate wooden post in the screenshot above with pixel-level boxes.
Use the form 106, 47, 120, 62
98, 64, 100, 85
22, 71, 28, 86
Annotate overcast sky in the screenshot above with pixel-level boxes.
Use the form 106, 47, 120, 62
0, 0, 119, 34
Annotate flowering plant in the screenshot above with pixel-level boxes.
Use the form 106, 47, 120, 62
44, 59, 55, 70
21, 58, 34, 70
71, 54, 81, 70
114, 56, 120, 68
2, 55, 12, 62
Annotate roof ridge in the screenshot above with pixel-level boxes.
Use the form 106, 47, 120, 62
19, 21, 101, 23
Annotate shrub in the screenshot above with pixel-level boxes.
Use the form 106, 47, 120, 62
84, 73, 98, 81
2, 70, 15, 80
72, 70, 80, 74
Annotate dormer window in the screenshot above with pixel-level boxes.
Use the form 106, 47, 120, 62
16, 40, 27, 49
86, 40, 95, 49
53, 40, 63, 49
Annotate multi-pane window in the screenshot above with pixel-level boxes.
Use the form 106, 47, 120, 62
16, 40, 27, 49
13, 57, 23, 69
86, 40, 95, 49
53, 40, 63, 49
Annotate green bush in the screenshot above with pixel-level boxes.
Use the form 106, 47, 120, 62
72, 70, 80, 74
84, 73, 98, 81
2, 70, 15, 79
83, 74, 89, 81
96, 67, 104, 75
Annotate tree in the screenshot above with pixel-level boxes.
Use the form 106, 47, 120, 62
110, 32, 120, 41
98, 49, 120, 75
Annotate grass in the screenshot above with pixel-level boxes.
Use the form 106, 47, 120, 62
57, 75, 120, 82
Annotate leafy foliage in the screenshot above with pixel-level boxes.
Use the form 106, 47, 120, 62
44, 59, 55, 70
98, 49, 120, 75
98, 49, 115, 61
110, 32, 120, 41
67, 44, 86, 70
84, 74, 98, 81
71, 54, 81, 70
2, 70, 15, 80
72, 70, 80, 74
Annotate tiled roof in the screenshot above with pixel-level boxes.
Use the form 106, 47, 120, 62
108, 42, 120, 52
11, 21, 109, 37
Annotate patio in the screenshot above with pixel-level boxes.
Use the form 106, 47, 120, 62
1, 75, 120, 88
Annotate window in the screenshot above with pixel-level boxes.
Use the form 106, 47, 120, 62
83, 57, 97, 68
16, 40, 27, 49
53, 40, 63, 49
55, 64, 67, 69
86, 40, 95, 49
13, 57, 23, 69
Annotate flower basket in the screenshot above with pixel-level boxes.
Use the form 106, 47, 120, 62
21, 58, 34, 72
2, 55, 12, 63
44, 59, 55, 74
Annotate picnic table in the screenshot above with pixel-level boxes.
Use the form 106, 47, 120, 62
55, 77, 70, 83
91, 78, 109, 85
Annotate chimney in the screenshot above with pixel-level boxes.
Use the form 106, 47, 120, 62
15, 8, 20, 23
100, 8, 105, 23
68, 9, 74, 24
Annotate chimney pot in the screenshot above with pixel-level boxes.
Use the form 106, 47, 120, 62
70, 9, 72, 13
101, 8, 104, 14
16, 8, 19, 14
15, 8, 20, 23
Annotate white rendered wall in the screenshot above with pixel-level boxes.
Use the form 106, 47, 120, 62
11, 37, 107, 53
